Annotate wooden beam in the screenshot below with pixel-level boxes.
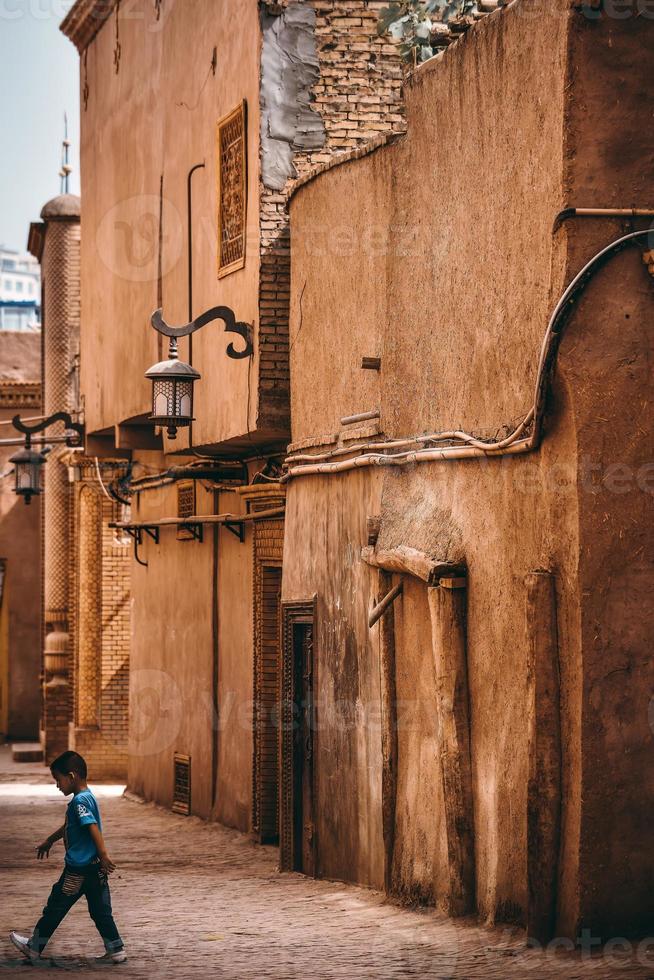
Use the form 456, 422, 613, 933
362, 545, 463, 586
427, 581, 476, 916
368, 582, 403, 629
525, 571, 561, 944
378, 570, 398, 895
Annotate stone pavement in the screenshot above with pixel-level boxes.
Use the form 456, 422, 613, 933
1, 750, 653, 979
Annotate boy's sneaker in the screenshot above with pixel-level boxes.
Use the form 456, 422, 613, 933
9, 932, 39, 961
95, 949, 127, 964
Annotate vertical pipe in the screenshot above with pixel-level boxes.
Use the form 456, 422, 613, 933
211, 489, 220, 810
378, 569, 398, 893
525, 571, 561, 944
427, 578, 476, 916
187, 162, 205, 450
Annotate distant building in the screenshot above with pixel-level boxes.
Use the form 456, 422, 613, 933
0, 247, 41, 332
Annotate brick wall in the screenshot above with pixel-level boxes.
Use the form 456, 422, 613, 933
69, 462, 131, 779
258, 0, 406, 430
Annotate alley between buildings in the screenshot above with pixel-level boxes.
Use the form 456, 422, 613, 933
0, 749, 652, 980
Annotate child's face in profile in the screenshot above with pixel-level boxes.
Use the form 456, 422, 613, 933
52, 769, 75, 796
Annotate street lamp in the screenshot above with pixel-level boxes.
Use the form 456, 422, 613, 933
9, 439, 48, 505
10, 412, 84, 505
146, 306, 253, 439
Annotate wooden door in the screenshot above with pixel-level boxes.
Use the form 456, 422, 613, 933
292, 621, 315, 875
280, 599, 317, 875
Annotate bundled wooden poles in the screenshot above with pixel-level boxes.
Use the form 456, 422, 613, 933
428, 578, 476, 916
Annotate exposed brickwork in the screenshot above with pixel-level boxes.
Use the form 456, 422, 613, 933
257, 0, 406, 430
40, 211, 80, 761
69, 463, 131, 779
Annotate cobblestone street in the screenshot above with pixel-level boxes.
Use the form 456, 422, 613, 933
0, 751, 651, 979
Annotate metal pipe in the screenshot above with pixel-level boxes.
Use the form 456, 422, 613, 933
554, 207, 654, 232
369, 582, 403, 629
187, 161, 206, 448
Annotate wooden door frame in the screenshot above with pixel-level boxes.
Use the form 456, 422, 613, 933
280, 597, 317, 874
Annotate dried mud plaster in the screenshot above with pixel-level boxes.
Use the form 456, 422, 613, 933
260, 2, 326, 190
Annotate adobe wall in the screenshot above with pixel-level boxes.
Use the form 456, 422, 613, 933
285, 0, 654, 935
561, 11, 654, 938
78, 0, 263, 448
126, 468, 254, 830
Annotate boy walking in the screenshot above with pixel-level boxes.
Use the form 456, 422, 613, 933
10, 750, 126, 964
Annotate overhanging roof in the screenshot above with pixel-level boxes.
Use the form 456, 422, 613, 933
60, 0, 118, 53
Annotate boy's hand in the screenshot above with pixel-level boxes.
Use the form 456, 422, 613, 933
99, 854, 116, 875
36, 839, 52, 860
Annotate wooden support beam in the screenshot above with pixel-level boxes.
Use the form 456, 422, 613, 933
362, 545, 463, 586
525, 571, 561, 944
427, 580, 476, 916
378, 570, 398, 895
369, 582, 403, 629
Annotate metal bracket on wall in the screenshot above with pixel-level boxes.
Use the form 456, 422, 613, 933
124, 525, 160, 567
178, 522, 204, 543
224, 520, 245, 543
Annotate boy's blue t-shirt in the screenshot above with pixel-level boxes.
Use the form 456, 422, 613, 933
64, 789, 102, 869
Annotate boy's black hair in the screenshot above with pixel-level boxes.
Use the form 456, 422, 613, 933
50, 750, 87, 779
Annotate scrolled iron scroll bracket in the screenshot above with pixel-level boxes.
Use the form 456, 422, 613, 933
151, 306, 254, 360
12, 412, 85, 448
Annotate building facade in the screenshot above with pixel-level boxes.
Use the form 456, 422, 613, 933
60, 0, 405, 829
0, 332, 42, 740
28, 196, 131, 776
283, 0, 654, 943
60, 0, 654, 945
0, 247, 41, 332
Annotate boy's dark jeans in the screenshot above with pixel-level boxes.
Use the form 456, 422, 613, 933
29, 863, 124, 956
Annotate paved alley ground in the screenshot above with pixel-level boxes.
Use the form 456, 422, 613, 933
1, 748, 653, 979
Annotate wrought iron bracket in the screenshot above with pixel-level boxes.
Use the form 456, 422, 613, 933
124, 525, 159, 568
224, 520, 245, 543
151, 306, 253, 360
179, 522, 204, 542
12, 412, 84, 448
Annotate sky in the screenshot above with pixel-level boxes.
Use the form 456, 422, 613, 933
0, 0, 80, 253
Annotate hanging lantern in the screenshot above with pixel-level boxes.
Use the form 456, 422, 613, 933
145, 339, 201, 439
10, 442, 46, 505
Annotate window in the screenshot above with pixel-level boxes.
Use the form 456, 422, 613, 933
15, 281, 23, 294
217, 101, 247, 278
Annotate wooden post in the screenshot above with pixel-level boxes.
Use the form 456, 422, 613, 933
525, 571, 561, 944
427, 579, 476, 916
378, 570, 399, 894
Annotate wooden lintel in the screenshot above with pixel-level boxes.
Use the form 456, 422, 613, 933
361, 545, 463, 586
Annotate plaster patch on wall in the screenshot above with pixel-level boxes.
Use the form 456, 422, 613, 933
260, 3, 326, 191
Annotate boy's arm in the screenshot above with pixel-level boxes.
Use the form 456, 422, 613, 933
88, 824, 116, 875
37, 824, 65, 860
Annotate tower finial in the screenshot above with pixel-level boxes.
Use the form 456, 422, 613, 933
59, 113, 72, 195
